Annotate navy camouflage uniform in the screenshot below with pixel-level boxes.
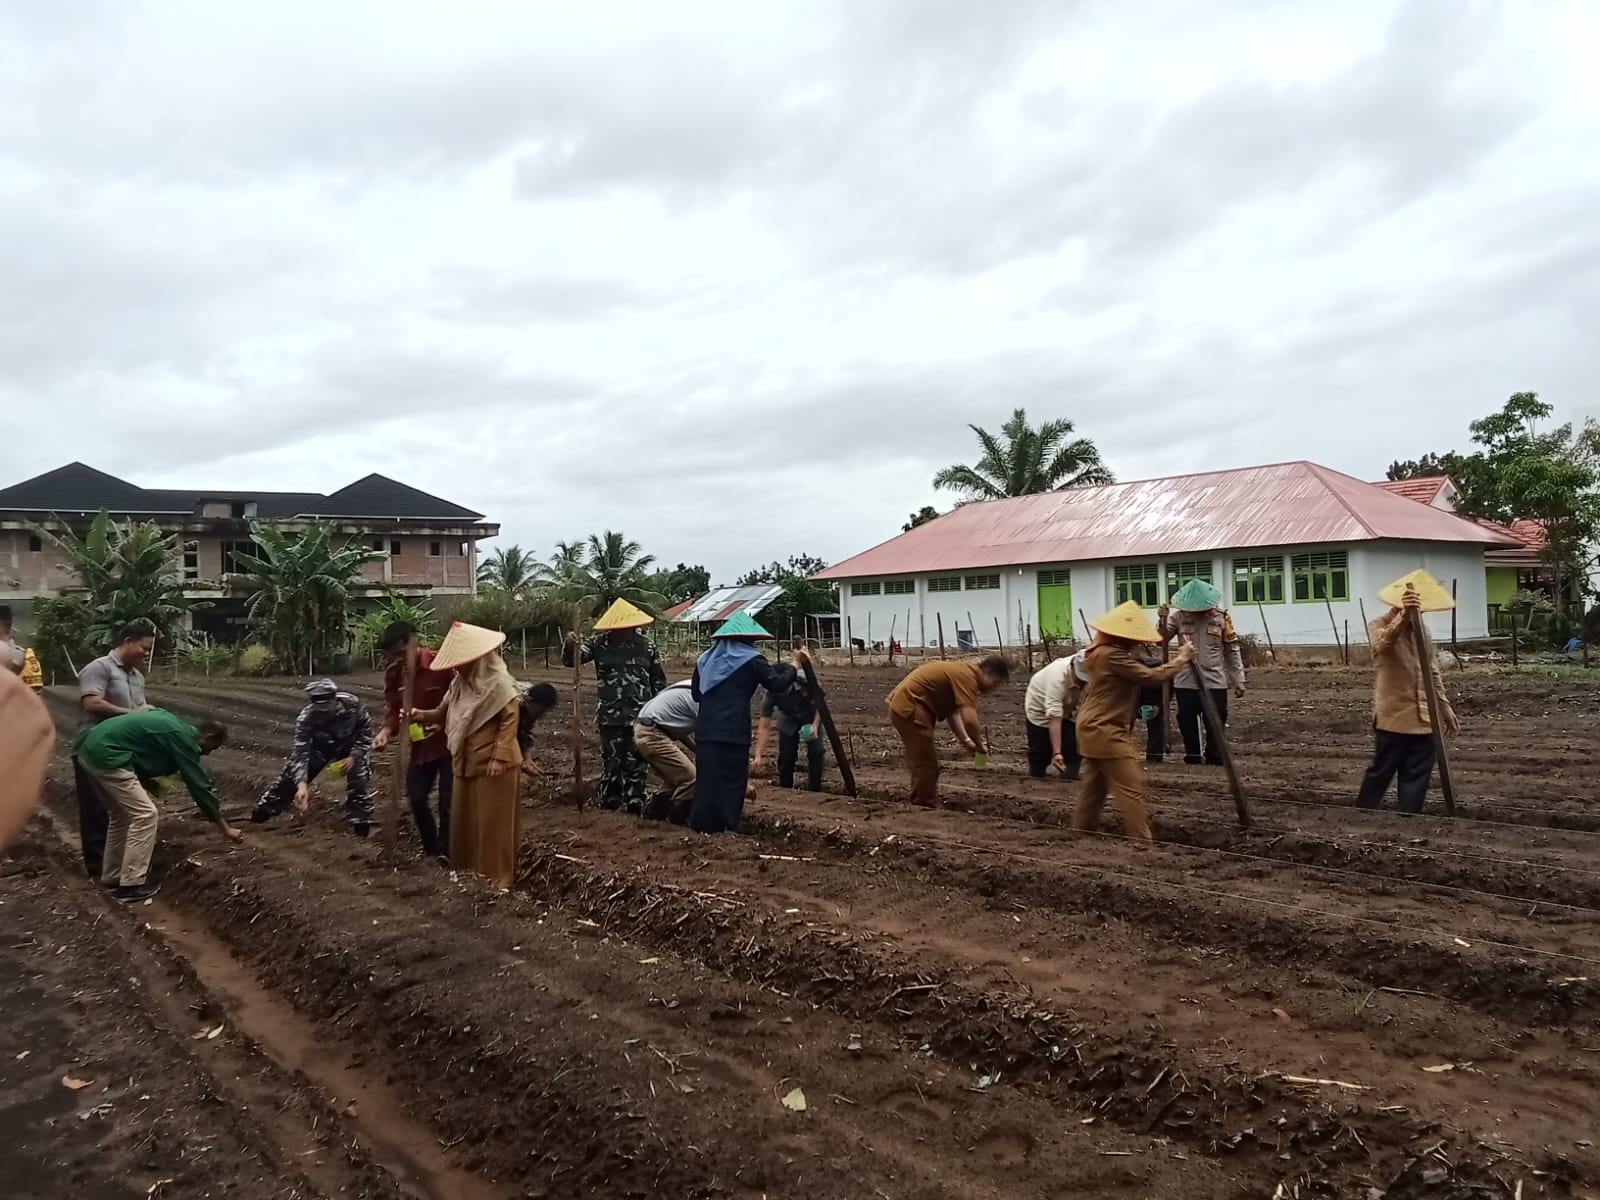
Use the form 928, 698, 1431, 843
564, 631, 666, 814
254, 690, 376, 828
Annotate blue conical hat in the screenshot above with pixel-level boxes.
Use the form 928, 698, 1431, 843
712, 611, 773, 639
1170, 577, 1222, 612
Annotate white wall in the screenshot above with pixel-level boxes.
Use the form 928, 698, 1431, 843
833, 540, 1493, 649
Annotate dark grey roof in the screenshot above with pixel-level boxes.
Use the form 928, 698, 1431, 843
0, 463, 487, 523
306, 474, 484, 521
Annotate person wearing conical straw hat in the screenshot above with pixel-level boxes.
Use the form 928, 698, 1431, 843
409, 622, 523, 888
1158, 578, 1246, 767
564, 598, 667, 816
689, 612, 801, 834
1356, 571, 1459, 815
1073, 601, 1195, 840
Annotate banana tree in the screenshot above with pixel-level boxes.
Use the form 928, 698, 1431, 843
228, 521, 384, 672
37, 509, 194, 649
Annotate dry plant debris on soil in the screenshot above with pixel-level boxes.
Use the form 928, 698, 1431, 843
4, 662, 1599, 1199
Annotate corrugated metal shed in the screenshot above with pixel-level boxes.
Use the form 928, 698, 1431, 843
815, 461, 1519, 580
671, 584, 785, 623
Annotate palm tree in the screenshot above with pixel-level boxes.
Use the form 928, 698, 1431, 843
228, 521, 384, 672
535, 539, 586, 591
38, 509, 194, 648
932, 408, 1113, 501
476, 544, 540, 596
558, 531, 667, 616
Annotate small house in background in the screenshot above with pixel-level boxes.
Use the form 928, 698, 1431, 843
666, 584, 839, 647
817, 461, 1518, 649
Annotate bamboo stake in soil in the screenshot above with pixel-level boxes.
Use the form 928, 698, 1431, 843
800, 657, 857, 798
936, 613, 946, 659
1406, 604, 1456, 817
847, 616, 854, 665
966, 611, 975, 650
994, 616, 1004, 652
385, 641, 416, 865
1159, 611, 1174, 755
919, 614, 926, 656
1078, 608, 1092, 644
1324, 596, 1343, 663
1358, 598, 1372, 649
569, 607, 590, 809
1255, 602, 1277, 661
1025, 623, 1033, 671
887, 614, 897, 666
1194, 683, 1250, 829
1450, 579, 1458, 656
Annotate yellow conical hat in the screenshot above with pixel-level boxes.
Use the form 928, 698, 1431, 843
1377, 569, 1455, 612
431, 621, 507, 670
594, 598, 654, 631
1090, 600, 1161, 643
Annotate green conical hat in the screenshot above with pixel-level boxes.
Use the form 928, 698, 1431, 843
1170, 577, 1222, 612
712, 611, 773, 639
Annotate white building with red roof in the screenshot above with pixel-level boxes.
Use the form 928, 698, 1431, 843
816, 461, 1518, 648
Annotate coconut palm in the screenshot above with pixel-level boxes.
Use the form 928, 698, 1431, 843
476, 544, 540, 597
535, 539, 586, 592
555, 531, 667, 616
932, 408, 1113, 501
37, 509, 193, 649
227, 521, 384, 672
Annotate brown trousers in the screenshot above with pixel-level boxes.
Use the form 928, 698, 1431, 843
890, 711, 939, 806
89, 767, 160, 885
1071, 756, 1152, 841
633, 723, 696, 802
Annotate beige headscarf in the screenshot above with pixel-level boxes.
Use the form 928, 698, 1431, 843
443, 652, 520, 757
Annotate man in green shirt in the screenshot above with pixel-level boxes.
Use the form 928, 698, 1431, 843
76, 708, 240, 901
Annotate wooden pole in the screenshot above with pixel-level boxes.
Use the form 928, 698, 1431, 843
919, 614, 926, 657
801, 657, 857, 797
1195, 684, 1250, 829
1078, 608, 1091, 644
1343, 620, 1349, 664
385, 642, 416, 865
936, 613, 947, 659
570, 606, 588, 809
1159, 610, 1174, 755
993, 615, 1004, 652
966, 610, 975, 651
1255, 602, 1277, 662
1406, 605, 1456, 817
520, 628, 527, 671
1025, 623, 1033, 671
1324, 596, 1343, 664
867, 613, 873, 664
847, 616, 854, 665
887, 614, 897, 666
1510, 616, 1519, 667
1450, 579, 1458, 657
1358, 598, 1372, 651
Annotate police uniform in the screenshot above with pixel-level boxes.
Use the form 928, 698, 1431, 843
254, 679, 376, 829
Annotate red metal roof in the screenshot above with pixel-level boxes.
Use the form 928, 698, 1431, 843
1371, 475, 1451, 505
815, 461, 1519, 580
661, 598, 694, 620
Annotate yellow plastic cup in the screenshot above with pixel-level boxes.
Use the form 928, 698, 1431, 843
408, 723, 426, 742
326, 760, 345, 779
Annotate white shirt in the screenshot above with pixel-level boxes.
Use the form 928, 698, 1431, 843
1024, 657, 1080, 726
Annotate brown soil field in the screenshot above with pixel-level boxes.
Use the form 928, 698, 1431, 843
9, 660, 1600, 1199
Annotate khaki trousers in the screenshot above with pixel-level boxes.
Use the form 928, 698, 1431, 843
633, 723, 696, 802
1071, 756, 1153, 841
890, 711, 940, 806
90, 767, 160, 885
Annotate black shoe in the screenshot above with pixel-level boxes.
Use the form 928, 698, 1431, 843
1183, 755, 1203, 765
112, 880, 161, 902
351, 823, 371, 839
1063, 766, 1081, 781
250, 807, 274, 824
1146, 754, 1164, 764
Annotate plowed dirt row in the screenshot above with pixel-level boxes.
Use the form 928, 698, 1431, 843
18, 661, 1600, 1198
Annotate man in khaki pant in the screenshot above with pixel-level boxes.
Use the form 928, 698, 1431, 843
75, 708, 241, 901
886, 657, 1010, 806
633, 680, 699, 824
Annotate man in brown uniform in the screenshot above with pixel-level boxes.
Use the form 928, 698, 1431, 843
1074, 602, 1193, 840
887, 656, 1010, 806
1356, 573, 1459, 814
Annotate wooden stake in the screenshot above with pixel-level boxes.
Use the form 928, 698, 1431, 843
887, 614, 897, 666
936, 613, 946, 659
569, 606, 589, 809
1450, 579, 1458, 656
919, 614, 926, 655
801, 657, 857, 797
385, 641, 416, 866
966, 611, 975, 651
1159, 610, 1174, 755
993, 616, 1004, 651
1195, 684, 1250, 829
867, 612, 873, 664
1255, 602, 1277, 661
1407, 607, 1456, 817
847, 616, 854, 665
1344, 619, 1349, 663
1078, 608, 1092, 644
1025, 623, 1033, 671
1324, 596, 1342, 663
1358, 598, 1372, 651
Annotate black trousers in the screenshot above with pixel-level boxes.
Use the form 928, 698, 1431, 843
690, 741, 749, 834
406, 757, 455, 857
1176, 688, 1229, 764
74, 754, 109, 878
777, 729, 824, 791
1356, 728, 1435, 814
1025, 719, 1080, 777
1136, 687, 1167, 762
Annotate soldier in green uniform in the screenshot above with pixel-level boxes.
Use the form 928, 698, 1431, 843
564, 598, 667, 814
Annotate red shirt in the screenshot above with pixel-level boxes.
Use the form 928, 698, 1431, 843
383, 647, 455, 765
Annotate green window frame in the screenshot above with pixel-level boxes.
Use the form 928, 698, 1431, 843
927, 576, 961, 593
1163, 559, 1213, 600
1113, 562, 1162, 607
1037, 569, 1071, 586
1291, 551, 1349, 602
850, 581, 881, 597
883, 579, 915, 596
964, 573, 1000, 591
1232, 556, 1286, 605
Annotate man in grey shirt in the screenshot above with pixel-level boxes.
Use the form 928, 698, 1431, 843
74, 620, 156, 877
633, 680, 698, 824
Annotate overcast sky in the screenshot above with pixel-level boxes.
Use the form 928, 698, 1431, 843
2, 0, 1596, 584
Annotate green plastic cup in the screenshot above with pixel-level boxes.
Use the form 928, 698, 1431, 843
327, 760, 345, 779
973, 752, 989, 768
799, 723, 814, 740
408, 722, 426, 742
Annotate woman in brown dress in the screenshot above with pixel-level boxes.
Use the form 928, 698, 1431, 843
411, 622, 522, 887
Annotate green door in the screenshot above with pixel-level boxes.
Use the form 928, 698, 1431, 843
1037, 570, 1072, 639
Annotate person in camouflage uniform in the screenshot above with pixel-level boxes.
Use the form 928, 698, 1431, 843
564, 599, 667, 814
253, 678, 376, 833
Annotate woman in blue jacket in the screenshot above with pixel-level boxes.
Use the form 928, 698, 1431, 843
690, 613, 801, 833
